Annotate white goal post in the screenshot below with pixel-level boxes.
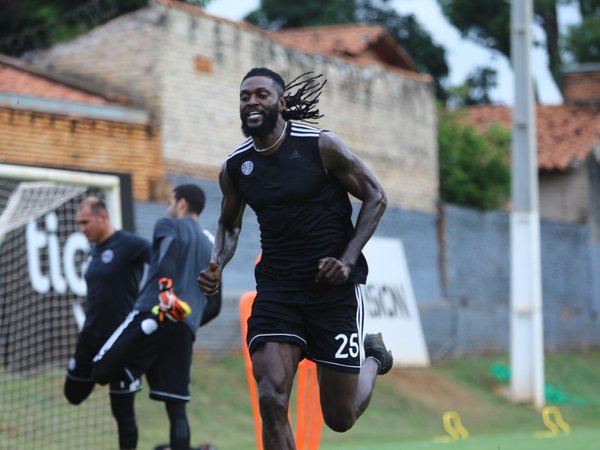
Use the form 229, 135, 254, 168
0, 163, 122, 228
0, 163, 123, 450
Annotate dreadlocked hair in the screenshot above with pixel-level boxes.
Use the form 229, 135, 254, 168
242, 67, 327, 123
282, 72, 327, 123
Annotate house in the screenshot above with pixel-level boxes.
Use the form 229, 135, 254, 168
0, 53, 164, 204
465, 63, 600, 242
27, 0, 439, 213
268, 23, 416, 73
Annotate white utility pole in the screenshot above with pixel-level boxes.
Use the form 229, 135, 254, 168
510, 0, 545, 409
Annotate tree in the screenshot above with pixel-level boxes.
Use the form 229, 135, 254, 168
437, 0, 562, 87
244, 0, 450, 102
0, 0, 212, 56
244, 0, 355, 29
438, 109, 511, 211
359, 4, 450, 103
565, 0, 600, 63
564, 13, 600, 63
437, 0, 600, 95
564, 0, 600, 63
448, 66, 498, 108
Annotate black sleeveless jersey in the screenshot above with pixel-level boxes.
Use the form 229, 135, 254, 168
226, 121, 368, 291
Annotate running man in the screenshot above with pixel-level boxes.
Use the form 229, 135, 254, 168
198, 67, 393, 450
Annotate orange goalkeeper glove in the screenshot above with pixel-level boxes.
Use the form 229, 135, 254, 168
154, 277, 192, 323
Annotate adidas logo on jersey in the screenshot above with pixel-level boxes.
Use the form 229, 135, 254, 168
289, 149, 301, 159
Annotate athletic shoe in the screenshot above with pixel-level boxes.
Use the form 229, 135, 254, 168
364, 332, 393, 375
154, 444, 216, 450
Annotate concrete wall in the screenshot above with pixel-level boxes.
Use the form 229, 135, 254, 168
31, 8, 164, 112
442, 204, 600, 357
539, 167, 589, 223
133, 178, 600, 359
588, 149, 600, 243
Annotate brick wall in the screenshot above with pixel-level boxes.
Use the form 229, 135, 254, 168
0, 107, 163, 201
32, 2, 439, 212
563, 64, 600, 105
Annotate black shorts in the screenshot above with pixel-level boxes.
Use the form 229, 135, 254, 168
247, 283, 365, 374
94, 310, 194, 402
67, 330, 141, 395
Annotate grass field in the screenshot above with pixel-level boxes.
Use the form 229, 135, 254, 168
2, 351, 598, 449
131, 350, 600, 449
323, 428, 597, 450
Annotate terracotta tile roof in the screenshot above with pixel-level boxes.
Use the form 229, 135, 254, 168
0, 64, 108, 104
0, 54, 125, 105
270, 23, 416, 72
465, 104, 600, 171
159, 1, 429, 81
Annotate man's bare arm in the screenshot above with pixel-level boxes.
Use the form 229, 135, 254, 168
315, 131, 387, 283
198, 162, 245, 295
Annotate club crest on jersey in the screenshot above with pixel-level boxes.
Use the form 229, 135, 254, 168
241, 161, 254, 176
101, 249, 114, 264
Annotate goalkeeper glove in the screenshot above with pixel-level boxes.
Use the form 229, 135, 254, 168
154, 277, 192, 323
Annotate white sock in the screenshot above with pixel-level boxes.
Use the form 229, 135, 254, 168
366, 356, 382, 371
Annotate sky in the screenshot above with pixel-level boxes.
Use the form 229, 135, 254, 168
205, 0, 582, 106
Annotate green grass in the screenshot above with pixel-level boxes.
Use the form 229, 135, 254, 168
324, 428, 597, 450
132, 351, 600, 449
2, 352, 599, 449
0, 367, 116, 449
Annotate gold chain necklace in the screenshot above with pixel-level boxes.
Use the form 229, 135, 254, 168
253, 122, 287, 153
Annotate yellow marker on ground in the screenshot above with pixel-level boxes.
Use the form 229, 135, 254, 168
433, 411, 469, 443
534, 405, 571, 438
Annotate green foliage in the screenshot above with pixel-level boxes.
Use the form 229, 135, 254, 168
244, 0, 355, 29
576, 0, 600, 16
438, 0, 600, 94
448, 66, 498, 107
565, 15, 600, 62
3, 352, 600, 449
437, 0, 511, 59
438, 109, 511, 211
437, 0, 568, 95
358, 4, 450, 102
0, 0, 212, 56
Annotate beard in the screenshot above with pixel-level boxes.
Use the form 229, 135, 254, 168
241, 104, 279, 138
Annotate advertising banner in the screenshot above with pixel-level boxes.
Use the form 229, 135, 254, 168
362, 236, 430, 367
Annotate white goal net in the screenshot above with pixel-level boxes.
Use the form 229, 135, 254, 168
0, 164, 122, 450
